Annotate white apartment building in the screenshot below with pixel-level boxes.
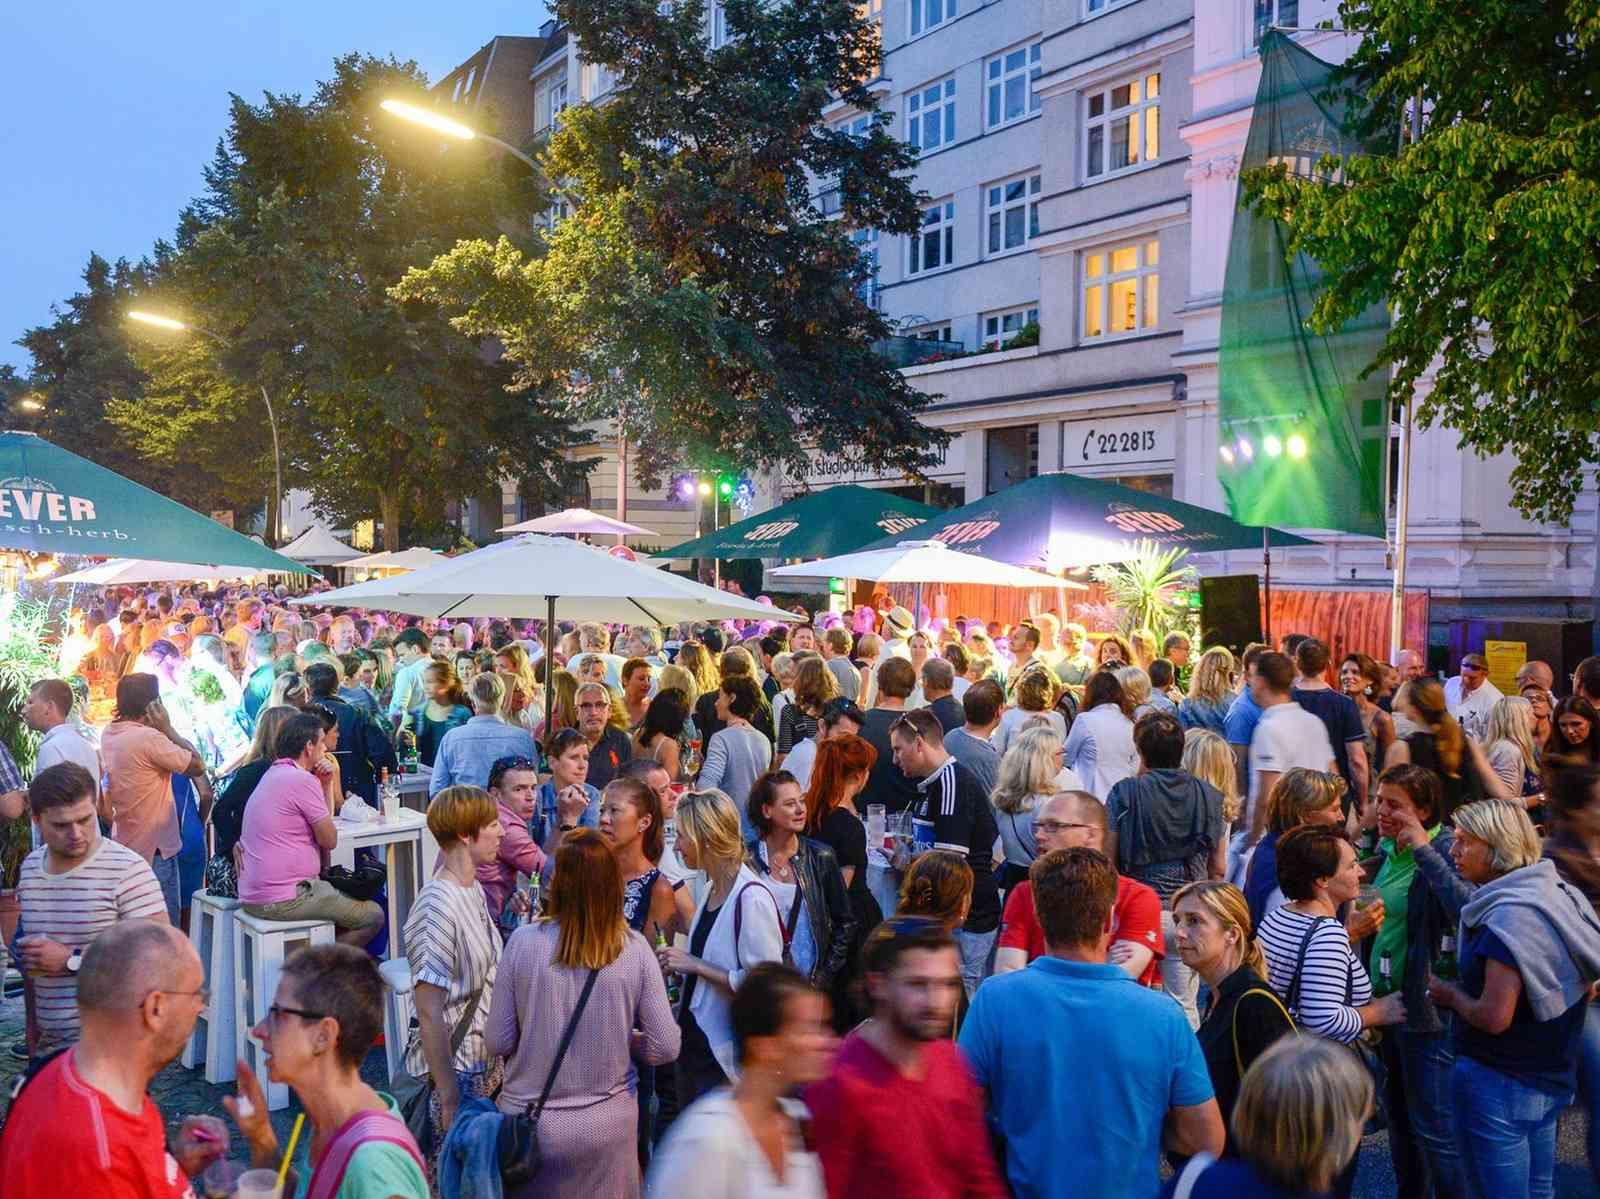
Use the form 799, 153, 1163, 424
439, 6, 1597, 649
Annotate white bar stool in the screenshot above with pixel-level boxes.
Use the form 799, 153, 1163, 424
232, 910, 336, 1110
377, 957, 414, 1087
181, 889, 241, 1083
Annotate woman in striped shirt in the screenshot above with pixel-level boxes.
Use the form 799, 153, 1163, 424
1257, 825, 1405, 1043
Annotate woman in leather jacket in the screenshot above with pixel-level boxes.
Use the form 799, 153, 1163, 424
744, 770, 857, 992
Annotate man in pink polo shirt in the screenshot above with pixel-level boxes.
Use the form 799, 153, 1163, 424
237, 712, 383, 946
476, 754, 546, 930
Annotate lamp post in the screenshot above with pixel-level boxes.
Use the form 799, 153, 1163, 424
378, 99, 540, 171
127, 311, 285, 546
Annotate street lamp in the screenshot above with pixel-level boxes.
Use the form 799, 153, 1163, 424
379, 99, 540, 171
126, 310, 285, 546
17, 396, 43, 413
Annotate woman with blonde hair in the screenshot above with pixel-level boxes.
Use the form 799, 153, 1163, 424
206, 705, 302, 894
656, 663, 699, 715
1179, 647, 1236, 735
1129, 628, 1159, 671
656, 788, 784, 1106
1482, 695, 1543, 813
1116, 665, 1158, 721
1171, 880, 1295, 1149
1163, 1036, 1374, 1198
993, 665, 1065, 756
1183, 729, 1242, 826
676, 641, 720, 701
992, 724, 1084, 891
534, 668, 580, 742
492, 642, 543, 729
1240, 767, 1349, 928
487, 830, 679, 1198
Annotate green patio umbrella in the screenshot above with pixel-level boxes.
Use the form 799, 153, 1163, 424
0, 430, 307, 573
653, 485, 940, 560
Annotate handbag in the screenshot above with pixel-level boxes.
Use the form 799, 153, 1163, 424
1231, 986, 1294, 1077
733, 880, 794, 968
497, 968, 601, 1185
322, 861, 386, 902
394, 986, 484, 1158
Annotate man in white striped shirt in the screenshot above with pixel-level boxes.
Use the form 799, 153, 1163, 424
14, 762, 167, 1058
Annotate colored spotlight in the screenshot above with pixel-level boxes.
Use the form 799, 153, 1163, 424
697, 481, 713, 496
1264, 435, 1283, 458
1287, 433, 1309, 459
1218, 444, 1235, 466
1237, 438, 1254, 461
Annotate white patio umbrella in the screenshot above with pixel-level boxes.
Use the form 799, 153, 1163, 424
499, 507, 658, 538
341, 546, 448, 574
278, 522, 361, 566
767, 539, 1082, 624
293, 533, 796, 704
54, 558, 270, 585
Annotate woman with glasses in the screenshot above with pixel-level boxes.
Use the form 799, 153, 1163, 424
226, 944, 429, 1199
488, 830, 679, 1198
991, 724, 1084, 894
656, 787, 785, 1108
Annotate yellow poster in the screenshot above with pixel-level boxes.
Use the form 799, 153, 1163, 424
1484, 640, 1527, 696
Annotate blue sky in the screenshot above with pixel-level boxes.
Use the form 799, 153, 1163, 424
2, 1, 545, 374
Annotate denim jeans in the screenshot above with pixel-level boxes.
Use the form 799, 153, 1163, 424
150, 851, 181, 927
1379, 1025, 1467, 1199
866, 861, 901, 923
1452, 1055, 1563, 1199
953, 927, 998, 999
1577, 1003, 1600, 1187
1159, 907, 1200, 1030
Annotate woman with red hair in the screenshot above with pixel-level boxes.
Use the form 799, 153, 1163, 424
803, 733, 880, 1028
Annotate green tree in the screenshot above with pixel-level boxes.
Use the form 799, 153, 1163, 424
1245, 1, 1600, 527
393, 0, 948, 488
135, 55, 592, 549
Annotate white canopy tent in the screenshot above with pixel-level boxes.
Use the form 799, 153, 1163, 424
278, 523, 362, 566
341, 546, 448, 575
54, 558, 268, 586
498, 507, 658, 538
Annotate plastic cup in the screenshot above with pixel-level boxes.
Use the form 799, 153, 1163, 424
866, 804, 887, 850
201, 1160, 246, 1199
236, 1168, 284, 1199
1356, 884, 1381, 912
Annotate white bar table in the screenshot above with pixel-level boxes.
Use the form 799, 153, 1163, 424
396, 764, 432, 814
330, 808, 439, 958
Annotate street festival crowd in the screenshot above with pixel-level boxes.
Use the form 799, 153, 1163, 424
2, 584, 1600, 1199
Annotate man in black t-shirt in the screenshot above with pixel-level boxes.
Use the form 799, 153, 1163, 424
576, 681, 633, 790
889, 708, 1002, 998
1289, 638, 1368, 807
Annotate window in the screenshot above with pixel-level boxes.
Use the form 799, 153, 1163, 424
711, 2, 732, 47
583, 63, 617, 101
817, 115, 871, 217
1254, 0, 1299, 44
536, 77, 569, 132
542, 196, 573, 230
907, 78, 956, 152
851, 227, 880, 307
911, 323, 954, 341
909, 0, 956, 37
1082, 239, 1159, 339
985, 173, 1041, 256
982, 305, 1039, 350
1084, 72, 1161, 180
1086, 0, 1133, 13
908, 200, 955, 275
858, 0, 883, 23
985, 43, 1042, 129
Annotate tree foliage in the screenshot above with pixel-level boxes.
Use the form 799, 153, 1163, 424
132, 55, 594, 548
1245, 0, 1600, 527
394, 0, 948, 487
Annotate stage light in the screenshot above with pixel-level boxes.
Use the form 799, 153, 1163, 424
1287, 433, 1309, 459
697, 481, 713, 496
1264, 435, 1283, 458
1219, 444, 1235, 466
1237, 438, 1254, 461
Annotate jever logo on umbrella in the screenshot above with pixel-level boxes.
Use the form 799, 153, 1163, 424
0, 475, 99, 524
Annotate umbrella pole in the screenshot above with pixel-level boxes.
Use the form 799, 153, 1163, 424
1262, 527, 1272, 647
545, 594, 557, 740
914, 582, 923, 632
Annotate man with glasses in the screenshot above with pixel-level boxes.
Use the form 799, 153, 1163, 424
889, 709, 1000, 998
0, 920, 226, 1193
477, 755, 547, 929
993, 790, 1162, 986
576, 680, 633, 789
14, 762, 169, 1059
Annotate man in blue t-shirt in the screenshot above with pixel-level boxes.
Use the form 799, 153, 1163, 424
1224, 643, 1270, 792
958, 847, 1222, 1199
1289, 638, 1368, 806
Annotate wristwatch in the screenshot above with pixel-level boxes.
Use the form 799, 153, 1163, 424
66, 947, 83, 974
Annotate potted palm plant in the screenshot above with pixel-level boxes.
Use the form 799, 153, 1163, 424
1089, 539, 1199, 647
0, 592, 56, 941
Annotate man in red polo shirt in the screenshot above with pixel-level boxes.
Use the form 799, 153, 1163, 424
0, 920, 225, 1195
806, 918, 1006, 1198
994, 790, 1163, 985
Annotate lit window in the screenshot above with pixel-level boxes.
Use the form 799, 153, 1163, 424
1082, 239, 1159, 340
907, 78, 956, 152
1084, 72, 1161, 180
909, 0, 956, 37
1254, 0, 1300, 44
908, 200, 955, 275
985, 43, 1042, 129
982, 306, 1039, 350
985, 173, 1041, 256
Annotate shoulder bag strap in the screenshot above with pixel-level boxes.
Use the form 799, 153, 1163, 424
1285, 915, 1332, 1017
732, 879, 788, 969
783, 881, 804, 948
526, 968, 601, 1124
446, 986, 484, 1059
1170, 1152, 1215, 1199
1231, 987, 1295, 1078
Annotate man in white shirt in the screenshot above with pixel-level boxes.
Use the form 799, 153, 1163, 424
1247, 651, 1336, 845
386, 627, 432, 729
1443, 652, 1502, 741
24, 679, 100, 791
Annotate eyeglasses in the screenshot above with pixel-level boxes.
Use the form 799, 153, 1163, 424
267, 1003, 326, 1023
153, 987, 210, 1006
1033, 820, 1098, 835
491, 755, 538, 774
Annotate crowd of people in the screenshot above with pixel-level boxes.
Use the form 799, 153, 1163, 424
3, 579, 1600, 1198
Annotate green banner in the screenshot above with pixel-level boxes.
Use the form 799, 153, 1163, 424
1217, 32, 1389, 539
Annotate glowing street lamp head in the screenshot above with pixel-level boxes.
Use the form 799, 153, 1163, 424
380, 99, 477, 141
1286, 433, 1309, 460
127, 310, 188, 332
1263, 434, 1283, 458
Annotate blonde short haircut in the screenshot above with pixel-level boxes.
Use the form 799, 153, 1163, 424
1182, 729, 1241, 824
676, 787, 747, 873
1115, 665, 1152, 707
1453, 799, 1542, 875
656, 663, 698, 709
1265, 768, 1347, 834
1013, 666, 1055, 713
426, 785, 500, 848
1233, 1036, 1372, 1193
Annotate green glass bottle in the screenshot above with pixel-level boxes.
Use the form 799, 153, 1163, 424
1433, 934, 1459, 982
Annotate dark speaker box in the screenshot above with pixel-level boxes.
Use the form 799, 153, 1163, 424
1200, 575, 1263, 657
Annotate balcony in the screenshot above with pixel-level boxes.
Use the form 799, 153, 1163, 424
873, 333, 968, 367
